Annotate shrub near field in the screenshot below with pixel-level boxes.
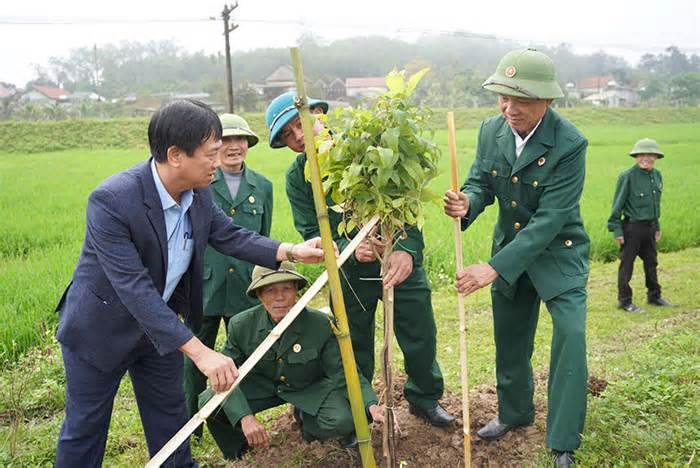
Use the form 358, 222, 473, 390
1, 109, 699, 364
2, 107, 700, 154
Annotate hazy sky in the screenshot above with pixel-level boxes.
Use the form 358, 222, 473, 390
1, 0, 698, 85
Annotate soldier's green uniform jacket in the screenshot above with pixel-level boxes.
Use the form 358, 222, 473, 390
463, 107, 590, 300
203, 166, 273, 316
607, 165, 662, 237
200, 304, 378, 425
286, 153, 424, 263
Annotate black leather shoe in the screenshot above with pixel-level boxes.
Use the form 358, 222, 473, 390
338, 433, 358, 449
648, 297, 675, 307
476, 418, 529, 440
553, 450, 575, 467
293, 406, 303, 426
409, 403, 455, 427
618, 302, 643, 313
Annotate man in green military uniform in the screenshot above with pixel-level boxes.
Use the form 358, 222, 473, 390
199, 262, 384, 459
265, 91, 454, 427
183, 113, 273, 433
607, 138, 673, 312
444, 48, 589, 467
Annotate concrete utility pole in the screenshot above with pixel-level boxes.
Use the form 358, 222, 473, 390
221, 3, 239, 113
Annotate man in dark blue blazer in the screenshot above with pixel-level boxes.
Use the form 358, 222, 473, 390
54, 100, 326, 467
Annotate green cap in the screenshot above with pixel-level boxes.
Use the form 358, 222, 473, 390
219, 113, 259, 148
246, 261, 308, 298
483, 48, 564, 99
630, 138, 664, 158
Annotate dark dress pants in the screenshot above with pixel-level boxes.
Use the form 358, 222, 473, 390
617, 220, 661, 305
55, 340, 196, 468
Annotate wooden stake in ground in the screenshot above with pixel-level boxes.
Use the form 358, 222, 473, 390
144, 216, 379, 468
447, 111, 472, 467
289, 47, 377, 468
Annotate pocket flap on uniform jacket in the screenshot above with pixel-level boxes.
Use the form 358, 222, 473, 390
287, 348, 318, 364
203, 267, 212, 280
241, 204, 264, 214
480, 159, 510, 177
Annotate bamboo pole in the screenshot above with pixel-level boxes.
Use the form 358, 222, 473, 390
447, 111, 471, 468
144, 215, 379, 468
289, 47, 377, 468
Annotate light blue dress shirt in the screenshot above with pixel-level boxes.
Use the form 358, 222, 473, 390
150, 159, 194, 302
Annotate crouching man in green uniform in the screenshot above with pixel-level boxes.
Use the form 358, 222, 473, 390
199, 262, 384, 459
607, 138, 674, 312
183, 114, 273, 434
444, 48, 589, 467
265, 91, 454, 427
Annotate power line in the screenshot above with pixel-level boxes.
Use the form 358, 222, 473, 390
1, 15, 697, 55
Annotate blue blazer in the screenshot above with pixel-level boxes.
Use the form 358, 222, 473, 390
56, 159, 281, 372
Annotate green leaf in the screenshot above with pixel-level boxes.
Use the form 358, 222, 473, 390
407, 67, 431, 94
385, 68, 405, 96
381, 127, 400, 153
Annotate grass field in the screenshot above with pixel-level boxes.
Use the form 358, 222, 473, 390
0, 109, 699, 465
1, 115, 699, 364
1, 247, 698, 466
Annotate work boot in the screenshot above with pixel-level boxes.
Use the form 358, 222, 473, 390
338, 433, 358, 449
648, 297, 675, 307
553, 450, 575, 467
618, 302, 643, 313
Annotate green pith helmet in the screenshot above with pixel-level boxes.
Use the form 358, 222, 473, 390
629, 138, 664, 158
265, 91, 329, 149
246, 261, 308, 298
219, 113, 259, 148
482, 48, 564, 99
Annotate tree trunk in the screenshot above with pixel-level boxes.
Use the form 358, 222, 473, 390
380, 238, 397, 467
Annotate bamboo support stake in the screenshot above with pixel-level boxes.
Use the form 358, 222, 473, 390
290, 47, 377, 468
447, 111, 471, 468
145, 216, 379, 468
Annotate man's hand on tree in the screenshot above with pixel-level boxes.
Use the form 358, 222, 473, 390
455, 263, 498, 296
383, 251, 413, 288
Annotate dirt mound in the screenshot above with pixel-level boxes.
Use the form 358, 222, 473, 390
229, 375, 548, 467
587, 376, 608, 397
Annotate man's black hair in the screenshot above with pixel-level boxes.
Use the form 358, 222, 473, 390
148, 99, 222, 162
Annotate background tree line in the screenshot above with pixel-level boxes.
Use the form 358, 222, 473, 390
3, 34, 699, 119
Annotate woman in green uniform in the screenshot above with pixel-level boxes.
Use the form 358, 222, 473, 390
183, 113, 274, 431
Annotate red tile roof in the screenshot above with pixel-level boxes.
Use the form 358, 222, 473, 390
576, 75, 615, 90
346, 77, 387, 88
33, 85, 71, 100
0, 85, 13, 98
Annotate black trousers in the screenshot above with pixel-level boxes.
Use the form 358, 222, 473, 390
617, 220, 661, 305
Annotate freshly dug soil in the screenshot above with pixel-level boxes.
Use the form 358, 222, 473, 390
228, 374, 553, 467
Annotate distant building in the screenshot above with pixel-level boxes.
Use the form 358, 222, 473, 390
0, 83, 17, 100
312, 78, 328, 98
571, 75, 639, 107
327, 78, 346, 100
67, 91, 106, 102
263, 65, 298, 100
574, 75, 616, 98
345, 77, 387, 99
21, 85, 71, 104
